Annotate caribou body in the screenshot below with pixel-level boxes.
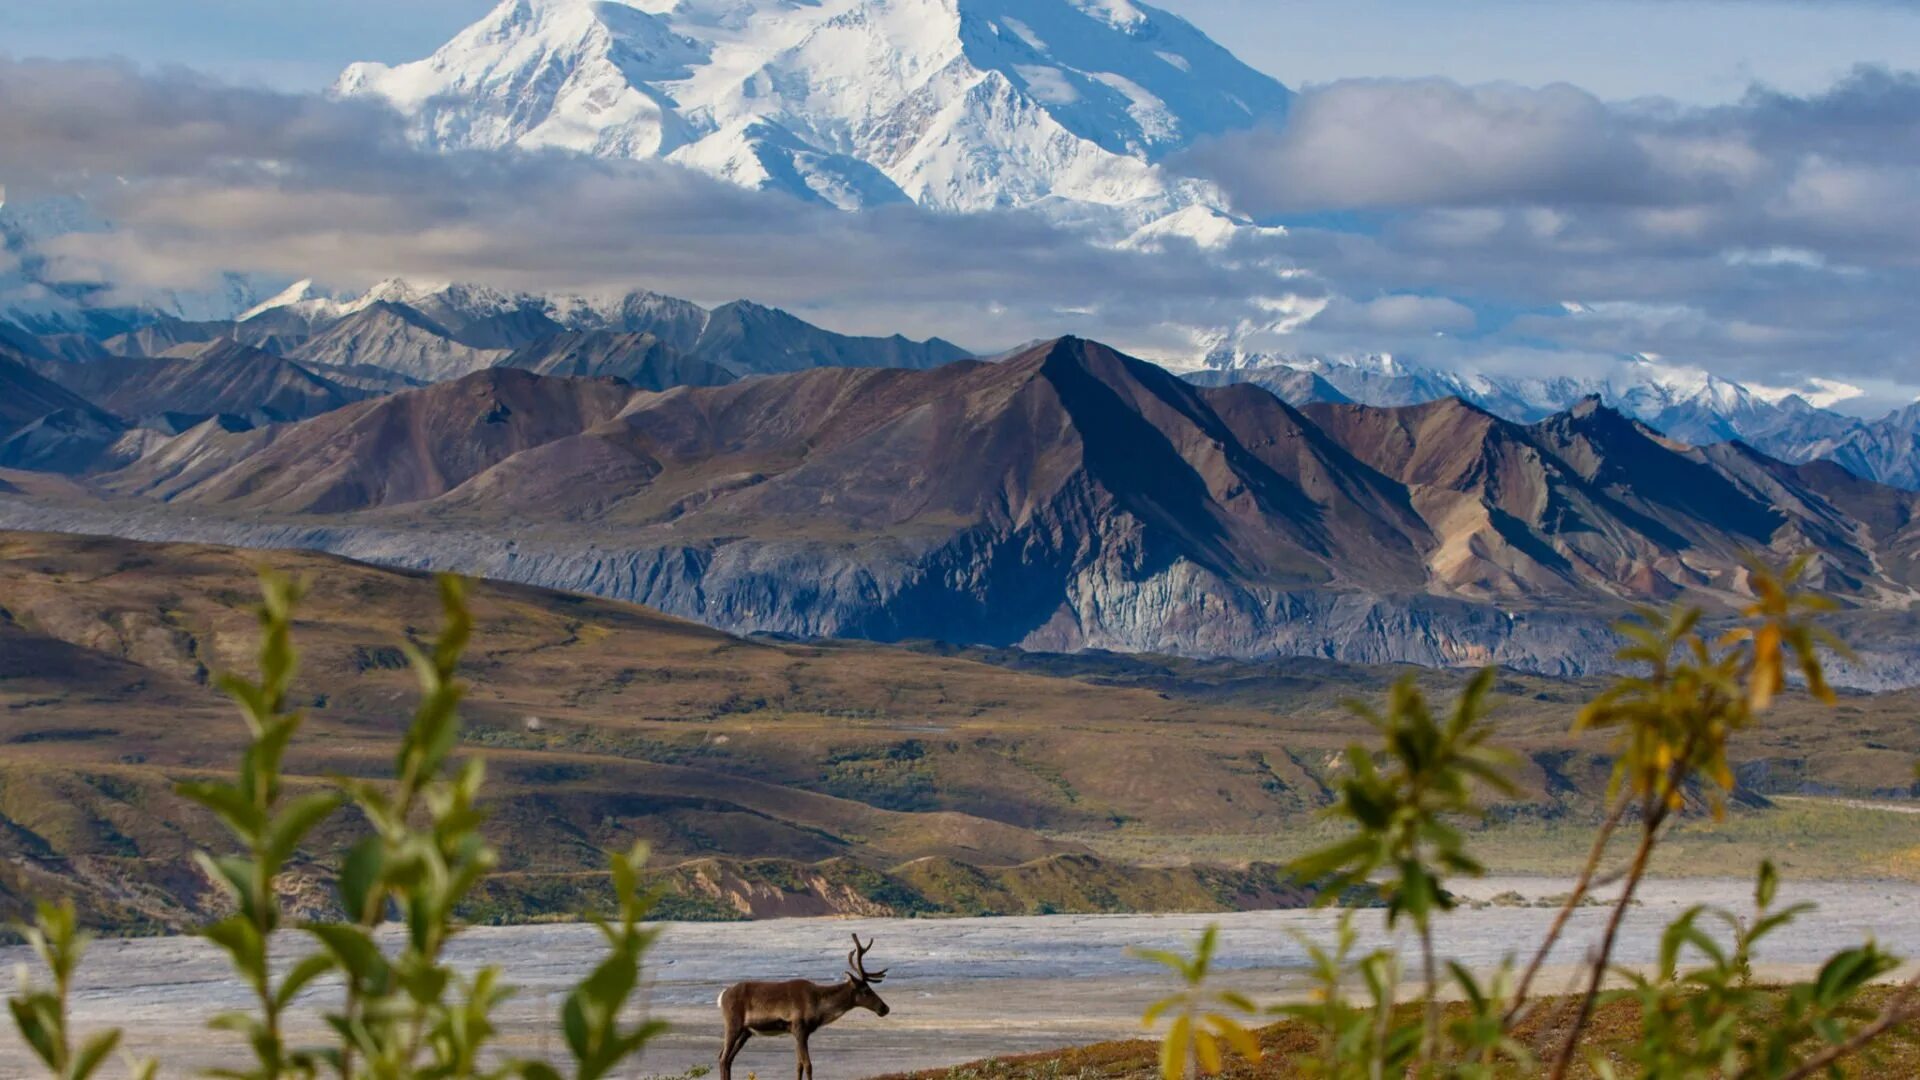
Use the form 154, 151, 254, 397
717, 934, 892, 1080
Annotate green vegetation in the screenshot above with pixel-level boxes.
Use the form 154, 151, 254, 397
8, 573, 667, 1079
1120, 559, 1920, 1079
875, 985, 1920, 1079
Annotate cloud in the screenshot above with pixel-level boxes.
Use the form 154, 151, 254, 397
7, 57, 1920, 413
1181, 79, 1680, 213
1308, 294, 1476, 335
1182, 65, 1920, 264
1166, 65, 1920, 412
0, 57, 1316, 353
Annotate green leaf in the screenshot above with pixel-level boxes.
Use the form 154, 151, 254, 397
1194, 1027, 1222, 1073
337, 835, 385, 923
265, 791, 343, 865
178, 780, 268, 841
8, 995, 63, 1070
1129, 948, 1192, 976
70, 1028, 121, 1080
201, 915, 265, 976
1142, 994, 1184, 1027
274, 952, 336, 1011
561, 993, 591, 1062
1756, 859, 1779, 909
307, 923, 384, 984
193, 851, 254, 906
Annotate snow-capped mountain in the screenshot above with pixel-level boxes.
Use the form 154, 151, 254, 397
232, 276, 970, 381
334, 0, 1291, 219
1189, 350, 1884, 470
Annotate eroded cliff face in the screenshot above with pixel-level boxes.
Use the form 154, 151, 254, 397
11, 494, 1916, 689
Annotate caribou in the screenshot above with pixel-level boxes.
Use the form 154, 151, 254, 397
717, 933, 893, 1080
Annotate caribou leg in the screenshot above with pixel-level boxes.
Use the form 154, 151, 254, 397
795, 1028, 814, 1080
720, 1027, 749, 1080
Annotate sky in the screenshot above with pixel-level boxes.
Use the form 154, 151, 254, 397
5, 0, 1920, 412
10, 0, 1920, 102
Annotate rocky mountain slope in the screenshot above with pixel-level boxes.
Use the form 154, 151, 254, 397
499, 330, 738, 389
0, 349, 126, 472
1826, 404, 1920, 491
12, 336, 1920, 680
31, 339, 368, 427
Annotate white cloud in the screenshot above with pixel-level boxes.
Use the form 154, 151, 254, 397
1310, 294, 1476, 335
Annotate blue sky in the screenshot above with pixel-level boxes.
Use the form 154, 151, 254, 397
8, 0, 1920, 102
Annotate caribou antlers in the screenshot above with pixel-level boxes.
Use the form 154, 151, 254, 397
847, 934, 887, 984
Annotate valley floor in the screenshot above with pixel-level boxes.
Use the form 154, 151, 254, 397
5, 877, 1917, 1078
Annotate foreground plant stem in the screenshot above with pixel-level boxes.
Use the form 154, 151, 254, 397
1548, 797, 1671, 1080
1505, 791, 1632, 1026
1419, 922, 1439, 1072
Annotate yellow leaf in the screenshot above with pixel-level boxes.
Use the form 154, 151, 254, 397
1143, 994, 1184, 1026
1195, 1028, 1223, 1074
1211, 1015, 1265, 1064
1162, 1014, 1192, 1080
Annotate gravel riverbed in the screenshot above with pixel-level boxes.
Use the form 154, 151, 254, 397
5, 877, 1916, 1077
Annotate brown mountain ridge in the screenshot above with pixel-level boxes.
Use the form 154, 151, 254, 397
9, 337, 1920, 678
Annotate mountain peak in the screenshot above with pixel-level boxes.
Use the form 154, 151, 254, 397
334, 0, 1289, 217
239, 279, 323, 322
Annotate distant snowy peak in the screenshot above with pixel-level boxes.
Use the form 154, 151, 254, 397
241, 277, 713, 343
239, 279, 341, 323
1206, 350, 1846, 448
334, 0, 1290, 216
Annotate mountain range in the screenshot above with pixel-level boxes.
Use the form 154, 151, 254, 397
0, 276, 963, 474
9, 335, 1920, 684
4, 0, 1912, 494
29, 274, 963, 381
225, 278, 970, 382
1190, 352, 1920, 493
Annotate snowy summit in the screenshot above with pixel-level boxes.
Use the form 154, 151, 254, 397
333, 0, 1292, 220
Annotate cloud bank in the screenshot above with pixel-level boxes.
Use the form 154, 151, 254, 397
4, 57, 1920, 412
1183, 66, 1920, 410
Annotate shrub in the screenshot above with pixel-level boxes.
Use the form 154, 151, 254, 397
1139, 558, 1920, 1079
8, 573, 665, 1079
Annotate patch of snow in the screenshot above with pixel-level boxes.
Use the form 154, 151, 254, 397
999, 16, 1047, 51
1014, 64, 1082, 105
1069, 0, 1148, 31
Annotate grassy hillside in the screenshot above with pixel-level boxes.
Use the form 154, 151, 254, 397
3, 530, 1918, 933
